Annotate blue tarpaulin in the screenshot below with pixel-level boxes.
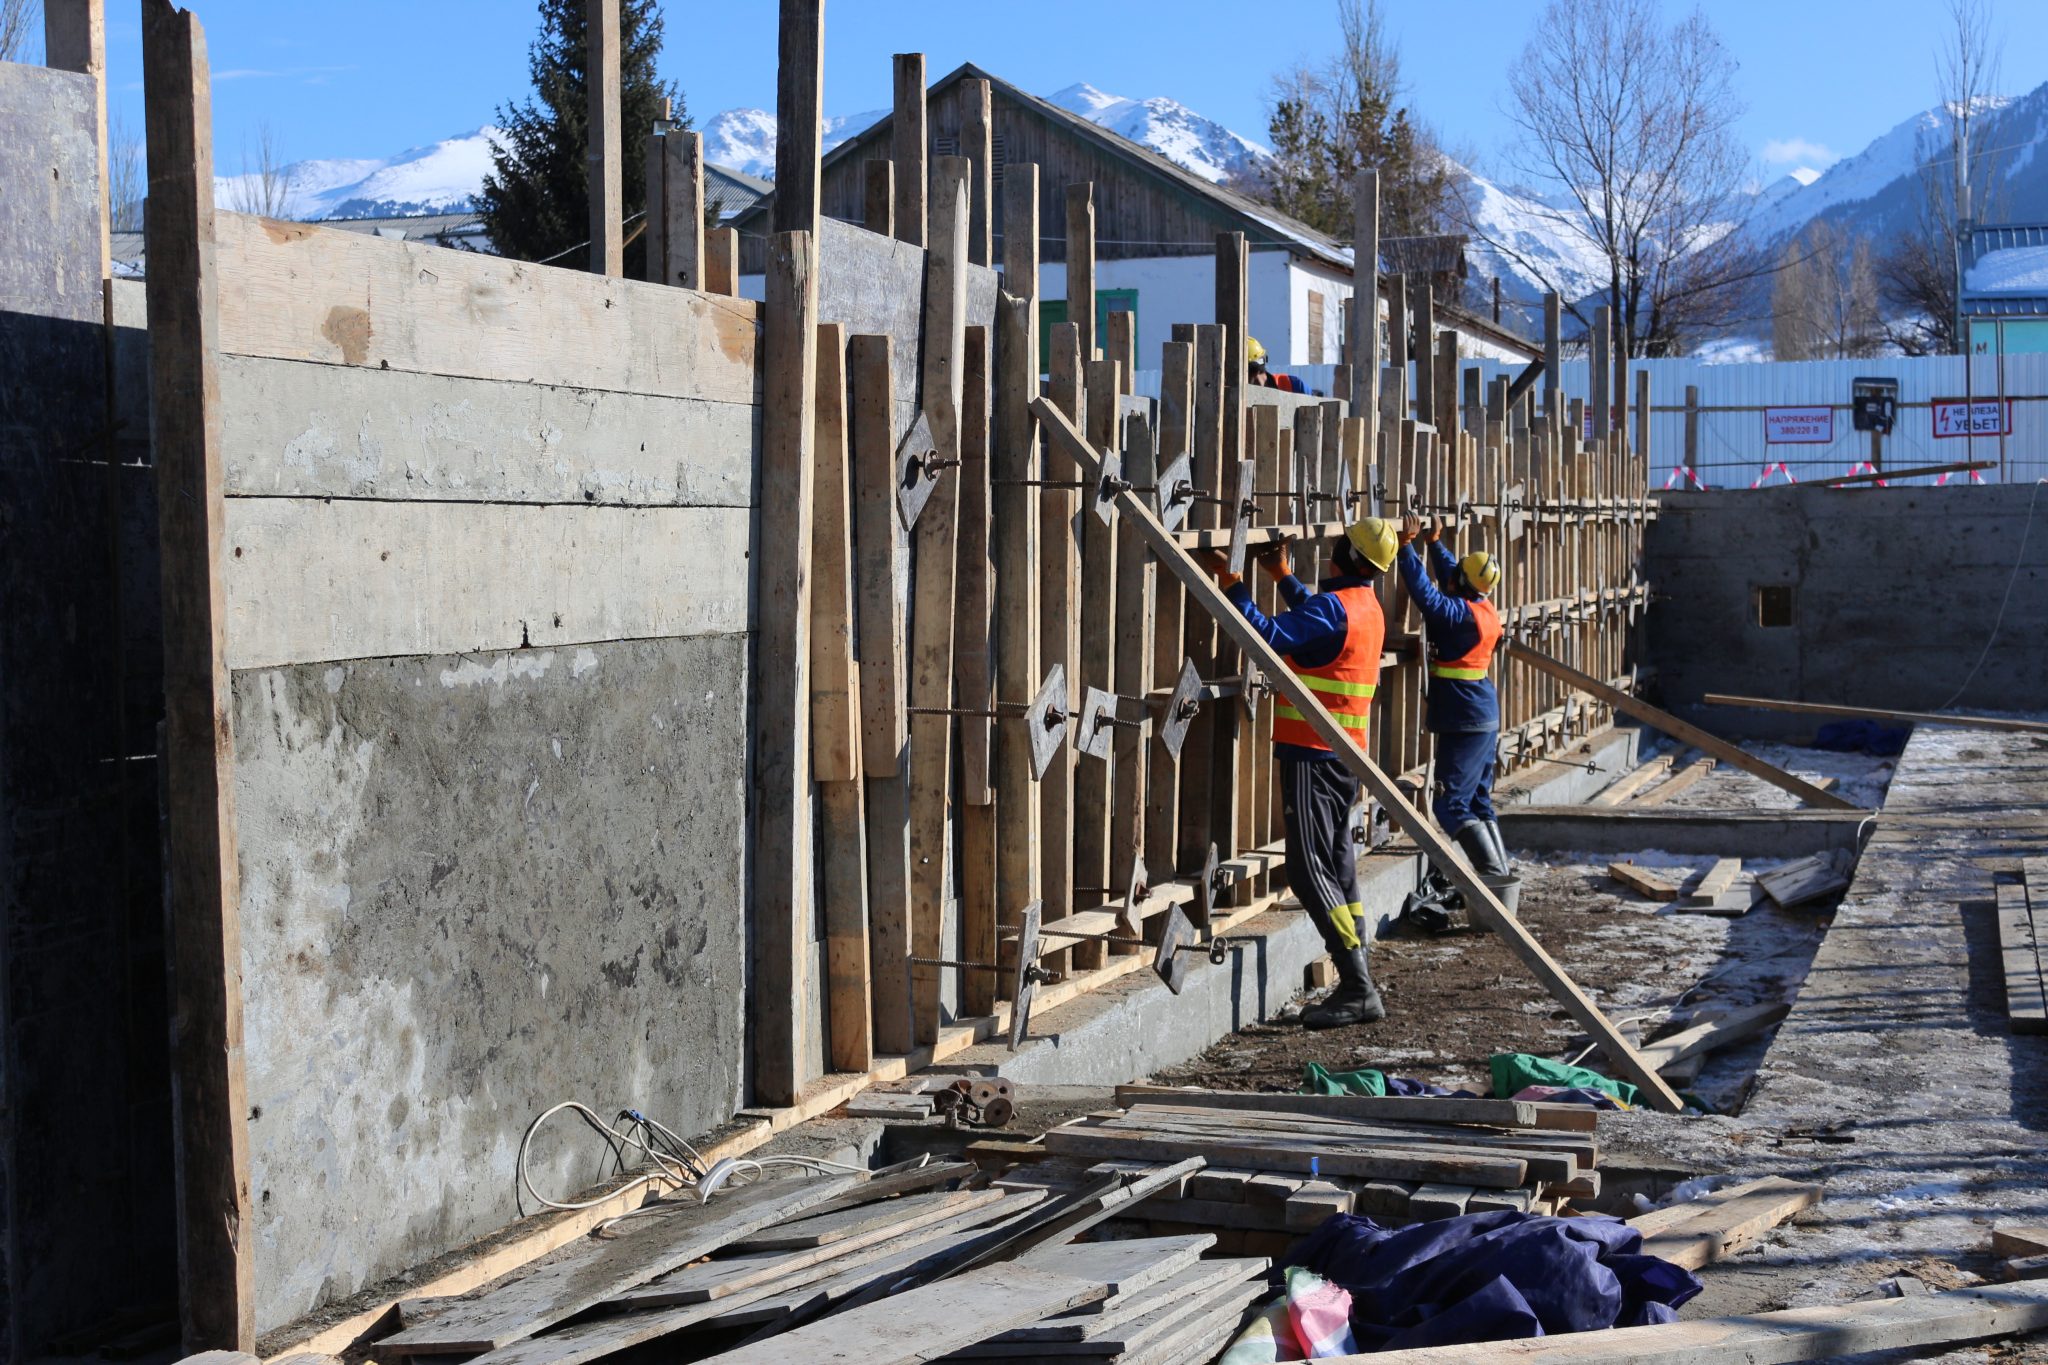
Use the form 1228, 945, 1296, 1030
1282, 1210, 1702, 1352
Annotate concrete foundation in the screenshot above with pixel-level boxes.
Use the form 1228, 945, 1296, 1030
1500, 807, 1871, 859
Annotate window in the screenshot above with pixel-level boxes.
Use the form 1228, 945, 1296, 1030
1039, 290, 1140, 371
1755, 584, 1795, 629
1307, 289, 1326, 365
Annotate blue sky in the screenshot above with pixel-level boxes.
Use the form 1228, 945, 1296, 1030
93, 0, 2048, 180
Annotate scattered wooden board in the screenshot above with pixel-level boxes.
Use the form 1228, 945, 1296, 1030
844, 1093, 935, 1120
1997, 878, 2048, 1035
1015, 1233, 1214, 1302
1609, 861, 1682, 901
1994, 1225, 2048, 1259
1117, 1280, 1270, 1365
1114, 1083, 1598, 1132
1632, 756, 1715, 806
728, 1187, 987, 1252
1040, 1125, 1528, 1189
1335, 1279, 2048, 1363
1629, 1177, 1821, 1270
1635, 1002, 1792, 1074
1701, 693, 2048, 737
963, 1256, 1267, 1351
1591, 753, 1676, 806
1756, 853, 1851, 909
1683, 858, 1743, 907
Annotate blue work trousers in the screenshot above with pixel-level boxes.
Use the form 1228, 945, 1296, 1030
1431, 728, 1498, 835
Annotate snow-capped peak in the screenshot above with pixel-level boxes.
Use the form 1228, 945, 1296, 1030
1787, 167, 1823, 187
1049, 81, 1270, 185
1049, 81, 1128, 119
701, 106, 888, 179
214, 127, 502, 220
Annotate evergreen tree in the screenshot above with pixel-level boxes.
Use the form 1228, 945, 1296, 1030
478, 0, 686, 267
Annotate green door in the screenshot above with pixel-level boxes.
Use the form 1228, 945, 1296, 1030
1039, 290, 1139, 371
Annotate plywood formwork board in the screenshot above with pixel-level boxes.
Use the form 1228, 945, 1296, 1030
1034, 398, 1686, 1114
1072, 357, 1121, 970
142, 0, 254, 1345
212, 214, 758, 404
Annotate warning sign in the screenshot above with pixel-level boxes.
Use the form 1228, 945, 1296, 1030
1763, 407, 1834, 444
1931, 398, 2012, 438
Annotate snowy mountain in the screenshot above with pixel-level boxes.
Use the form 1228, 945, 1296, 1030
701, 107, 888, 179
1047, 82, 1270, 185
215, 128, 501, 220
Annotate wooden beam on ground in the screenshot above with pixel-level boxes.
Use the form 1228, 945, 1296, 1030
1636, 1002, 1790, 1074
771, 0, 822, 238
1114, 1085, 1597, 1133
1702, 693, 2048, 737
143, 1, 253, 1347
1034, 399, 1687, 1113
1607, 862, 1680, 901
751, 230, 820, 1104
662, 130, 703, 289
1506, 643, 1859, 810
1627, 1177, 1821, 1270
1326, 1280, 2048, 1365
907, 158, 970, 1044
46, 0, 110, 280
1684, 857, 1743, 908
1632, 755, 1714, 806
992, 166, 1041, 1000
1997, 879, 2047, 1035
1591, 752, 1674, 806
584, 0, 621, 276
891, 52, 926, 247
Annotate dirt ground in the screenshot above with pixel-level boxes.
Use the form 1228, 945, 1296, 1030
1155, 741, 1897, 1112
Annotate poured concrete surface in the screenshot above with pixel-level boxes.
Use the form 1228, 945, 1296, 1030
1605, 723, 2048, 1319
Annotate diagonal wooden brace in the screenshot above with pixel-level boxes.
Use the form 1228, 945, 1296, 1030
1031, 395, 1688, 1114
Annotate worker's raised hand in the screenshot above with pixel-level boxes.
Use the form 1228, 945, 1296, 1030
1194, 549, 1241, 587
1400, 513, 1424, 545
1252, 539, 1292, 582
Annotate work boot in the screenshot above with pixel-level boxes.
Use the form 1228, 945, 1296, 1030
1483, 820, 1514, 876
1454, 821, 1509, 879
1300, 946, 1386, 1029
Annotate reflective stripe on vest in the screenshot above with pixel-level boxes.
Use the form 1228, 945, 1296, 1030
1271, 584, 1386, 753
1429, 596, 1501, 682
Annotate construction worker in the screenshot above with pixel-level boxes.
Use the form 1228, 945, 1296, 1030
1197, 517, 1397, 1029
1246, 335, 1317, 394
1396, 513, 1511, 882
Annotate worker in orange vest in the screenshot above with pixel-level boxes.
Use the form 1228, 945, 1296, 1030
1198, 517, 1398, 1028
1397, 513, 1510, 882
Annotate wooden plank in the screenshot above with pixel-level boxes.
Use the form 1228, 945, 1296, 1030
891, 52, 926, 247
1703, 693, 2048, 736
1211, 233, 1247, 901
1112, 1084, 1594, 1133
1756, 853, 1850, 909
959, 327, 998, 1016
971, 1257, 1266, 1351
142, 1, 253, 1348
1104, 1113, 1581, 1185
1067, 183, 1096, 362
662, 130, 704, 289
1632, 755, 1714, 806
1325, 1280, 2048, 1365
863, 158, 893, 237
810, 323, 860, 782
1608, 861, 1681, 901
1039, 1126, 1528, 1189
731, 1188, 986, 1252
1175, 325, 1225, 901
584, 0, 621, 276
1507, 643, 1859, 810
705, 227, 738, 295
1684, 857, 1743, 907
961, 77, 992, 266
213, 213, 757, 403
750, 229, 819, 1105
1016, 1234, 1212, 1299
44, 0, 111, 280
1143, 349, 1191, 884
992, 164, 1041, 999
1633, 1177, 1821, 1270
1408, 1184, 1474, 1220
1286, 1182, 1354, 1231
771, 0, 822, 238
1994, 1225, 2048, 1259
820, 768, 872, 1073
1116, 1104, 1597, 1168
1035, 399, 1687, 1113
373, 1174, 857, 1355
1072, 357, 1121, 969
1592, 752, 1676, 806
908, 158, 969, 1044
1111, 409, 1156, 958
642, 130, 665, 282
1040, 322, 1084, 963
1185, 1168, 1254, 1202
1636, 1002, 1790, 1072
1349, 170, 1378, 430
1997, 880, 2048, 1034
1806, 459, 1996, 487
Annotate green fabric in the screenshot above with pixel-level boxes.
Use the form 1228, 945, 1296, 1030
1488, 1052, 1640, 1108
1301, 1062, 1387, 1097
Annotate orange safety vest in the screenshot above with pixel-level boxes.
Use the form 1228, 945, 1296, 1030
1428, 597, 1501, 681
1271, 585, 1385, 752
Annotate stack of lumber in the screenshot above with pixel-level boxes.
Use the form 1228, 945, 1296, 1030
1997, 860, 2047, 1036
1757, 851, 1853, 909
363, 1155, 1276, 1365
999, 1087, 1605, 1251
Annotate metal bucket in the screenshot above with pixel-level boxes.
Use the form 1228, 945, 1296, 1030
1481, 872, 1522, 919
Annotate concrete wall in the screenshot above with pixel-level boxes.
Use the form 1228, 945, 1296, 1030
1644, 485, 2048, 723
0, 65, 175, 1356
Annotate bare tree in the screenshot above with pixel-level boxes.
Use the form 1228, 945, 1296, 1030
1497, 0, 1758, 356
107, 110, 144, 233
1880, 0, 2004, 354
1772, 221, 1881, 360
230, 122, 299, 219
0, 0, 38, 62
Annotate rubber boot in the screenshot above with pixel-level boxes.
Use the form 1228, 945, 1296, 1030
1484, 820, 1514, 876
1453, 821, 1509, 879
1300, 946, 1385, 1029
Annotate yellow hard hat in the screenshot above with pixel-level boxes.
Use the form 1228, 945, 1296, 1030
1344, 517, 1398, 572
1459, 550, 1502, 594
1246, 335, 1268, 365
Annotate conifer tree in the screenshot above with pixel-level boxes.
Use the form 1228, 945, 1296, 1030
478, 0, 685, 267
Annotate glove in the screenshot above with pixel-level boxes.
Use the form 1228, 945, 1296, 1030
1195, 549, 1242, 590
1254, 544, 1292, 581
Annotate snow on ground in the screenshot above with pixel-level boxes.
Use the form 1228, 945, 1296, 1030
1628, 735, 1896, 811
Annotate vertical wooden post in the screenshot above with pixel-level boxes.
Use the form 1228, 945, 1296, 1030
1073, 357, 1121, 970
1067, 183, 1096, 362
1212, 233, 1247, 899
1612, 307, 1630, 457
1106, 309, 1136, 394
141, 0, 252, 1347
642, 117, 667, 284
1636, 369, 1652, 471
864, 160, 895, 237
1590, 305, 1611, 440
958, 325, 998, 1013
1109, 408, 1155, 955
1435, 328, 1458, 449
585, 0, 622, 276
46, 0, 109, 280
1387, 272, 1409, 423
993, 167, 1041, 999
773, 0, 823, 238
908, 158, 969, 1044
1040, 322, 1083, 961
1177, 324, 1224, 899
705, 228, 738, 295
850, 335, 911, 1054
1411, 280, 1436, 427
664, 130, 705, 289
892, 53, 927, 247
1683, 384, 1700, 483
962, 77, 993, 268
1146, 339, 1193, 883
811, 323, 870, 1073
1350, 171, 1379, 434
752, 230, 819, 1102
1543, 292, 1561, 417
